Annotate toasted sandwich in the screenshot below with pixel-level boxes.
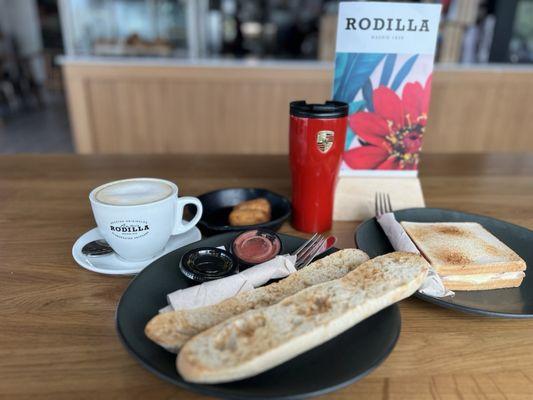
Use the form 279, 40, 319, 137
401, 222, 526, 291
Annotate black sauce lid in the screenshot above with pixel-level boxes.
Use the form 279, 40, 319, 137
290, 100, 348, 119
179, 247, 238, 283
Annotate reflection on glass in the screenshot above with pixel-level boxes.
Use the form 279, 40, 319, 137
63, 0, 188, 57
509, 0, 533, 63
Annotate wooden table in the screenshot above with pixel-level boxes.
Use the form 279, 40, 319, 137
1, 153, 532, 399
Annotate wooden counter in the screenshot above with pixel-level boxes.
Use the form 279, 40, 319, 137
1, 153, 533, 399
62, 59, 533, 155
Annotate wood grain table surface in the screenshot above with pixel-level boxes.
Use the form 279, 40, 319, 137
1, 153, 532, 400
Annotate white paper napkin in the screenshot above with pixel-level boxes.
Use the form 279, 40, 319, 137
376, 213, 454, 298
161, 254, 297, 312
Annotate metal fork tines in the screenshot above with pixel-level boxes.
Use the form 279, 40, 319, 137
291, 233, 318, 258
375, 192, 393, 217
292, 233, 327, 270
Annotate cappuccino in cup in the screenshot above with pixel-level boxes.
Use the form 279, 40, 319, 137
94, 179, 174, 206
90, 178, 202, 261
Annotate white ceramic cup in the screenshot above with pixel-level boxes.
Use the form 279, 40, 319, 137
89, 178, 202, 261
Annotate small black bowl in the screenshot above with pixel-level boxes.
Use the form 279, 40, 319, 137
187, 188, 291, 236
179, 247, 238, 283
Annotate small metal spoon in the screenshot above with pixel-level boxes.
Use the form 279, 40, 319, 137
82, 239, 114, 256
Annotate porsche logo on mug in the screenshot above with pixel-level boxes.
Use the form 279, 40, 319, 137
316, 130, 334, 153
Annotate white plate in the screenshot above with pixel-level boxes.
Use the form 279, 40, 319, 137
72, 223, 202, 275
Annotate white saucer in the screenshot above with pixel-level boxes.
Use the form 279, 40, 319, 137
72, 223, 202, 275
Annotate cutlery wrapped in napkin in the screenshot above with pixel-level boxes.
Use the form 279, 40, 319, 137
161, 255, 297, 312
376, 213, 454, 298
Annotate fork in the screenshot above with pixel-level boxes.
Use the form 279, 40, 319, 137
375, 192, 393, 217
292, 233, 328, 270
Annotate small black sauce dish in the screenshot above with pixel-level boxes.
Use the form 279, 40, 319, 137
179, 247, 238, 283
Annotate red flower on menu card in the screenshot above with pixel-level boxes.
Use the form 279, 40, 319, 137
344, 75, 432, 170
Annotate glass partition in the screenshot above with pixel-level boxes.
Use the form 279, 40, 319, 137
59, 0, 533, 63
59, 0, 189, 57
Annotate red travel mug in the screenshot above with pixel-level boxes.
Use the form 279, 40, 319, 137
289, 101, 348, 233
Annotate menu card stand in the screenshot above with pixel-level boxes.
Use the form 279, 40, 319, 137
333, 176, 425, 221
330, 1, 441, 221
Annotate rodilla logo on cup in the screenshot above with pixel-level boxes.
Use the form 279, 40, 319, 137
89, 178, 202, 261
109, 220, 150, 239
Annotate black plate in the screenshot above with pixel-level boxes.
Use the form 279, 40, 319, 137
355, 208, 533, 318
116, 232, 401, 399
189, 188, 291, 236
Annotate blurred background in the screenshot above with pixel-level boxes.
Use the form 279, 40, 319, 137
0, 0, 532, 154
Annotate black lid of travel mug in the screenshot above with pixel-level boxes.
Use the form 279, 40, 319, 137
290, 100, 349, 118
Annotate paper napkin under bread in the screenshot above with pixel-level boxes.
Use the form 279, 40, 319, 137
377, 213, 453, 297
160, 254, 297, 312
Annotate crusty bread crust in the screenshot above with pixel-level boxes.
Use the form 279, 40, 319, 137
145, 249, 369, 352
401, 222, 526, 275
229, 209, 270, 226
229, 198, 271, 226
233, 198, 270, 213
445, 277, 524, 291
177, 252, 429, 383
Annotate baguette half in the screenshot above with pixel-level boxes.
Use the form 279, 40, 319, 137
145, 249, 369, 352
177, 252, 429, 383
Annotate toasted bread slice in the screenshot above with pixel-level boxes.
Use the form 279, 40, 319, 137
177, 252, 429, 383
401, 222, 526, 276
